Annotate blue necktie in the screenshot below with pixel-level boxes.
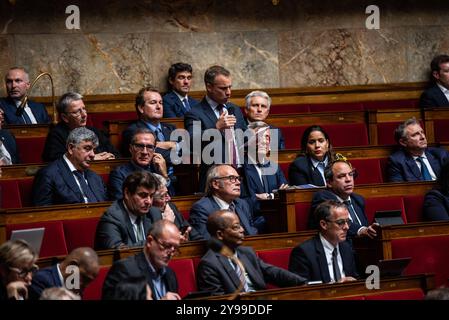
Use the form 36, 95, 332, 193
332, 248, 342, 282
343, 200, 361, 225
182, 98, 191, 112
155, 128, 165, 142
416, 157, 432, 181
73, 171, 97, 203
21, 110, 32, 124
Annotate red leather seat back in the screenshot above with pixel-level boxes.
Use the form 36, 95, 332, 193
363, 99, 417, 110
15, 137, 46, 164
434, 119, 449, 142
18, 177, 35, 207
269, 104, 310, 114
0, 179, 22, 208
83, 266, 110, 300
168, 258, 197, 298
89, 112, 137, 130
403, 195, 425, 223
310, 102, 363, 112
63, 218, 100, 252
364, 196, 406, 224
295, 202, 311, 231
376, 122, 402, 145
350, 158, 383, 184
257, 248, 292, 270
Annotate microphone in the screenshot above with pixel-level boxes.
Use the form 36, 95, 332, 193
222, 108, 239, 166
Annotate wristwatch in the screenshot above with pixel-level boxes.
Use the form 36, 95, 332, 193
266, 193, 273, 200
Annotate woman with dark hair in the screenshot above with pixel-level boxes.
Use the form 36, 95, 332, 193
109, 276, 152, 300
288, 125, 334, 186
423, 161, 449, 221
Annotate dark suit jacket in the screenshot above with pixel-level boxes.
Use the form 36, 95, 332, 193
95, 200, 153, 250
162, 91, 198, 118
0, 129, 20, 164
387, 147, 449, 182
184, 98, 247, 191
189, 196, 258, 240
0, 97, 50, 124
197, 246, 305, 295
310, 190, 368, 238
29, 265, 62, 300
288, 235, 358, 283
32, 157, 107, 206
102, 251, 178, 300
42, 122, 120, 162
419, 85, 449, 108
147, 203, 204, 241
288, 155, 326, 186
423, 189, 449, 221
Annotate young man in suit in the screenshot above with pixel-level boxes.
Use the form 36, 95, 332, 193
189, 164, 259, 240
95, 171, 157, 250
197, 209, 306, 295
29, 247, 99, 299
419, 54, 449, 108
184, 65, 247, 191
162, 63, 198, 118
0, 67, 50, 125
387, 118, 449, 182
32, 127, 107, 206
289, 200, 358, 283
102, 220, 181, 300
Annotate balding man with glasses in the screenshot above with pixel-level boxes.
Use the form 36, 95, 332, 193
189, 164, 259, 240
289, 200, 358, 284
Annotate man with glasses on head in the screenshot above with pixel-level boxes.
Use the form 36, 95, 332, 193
108, 128, 171, 200
96, 171, 157, 250
103, 219, 181, 300
310, 157, 378, 240
42, 91, 119, 162
289, 200, 358, 284
189, 164, 259, 240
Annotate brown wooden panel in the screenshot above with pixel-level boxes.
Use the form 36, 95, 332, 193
3, 124, 50, 137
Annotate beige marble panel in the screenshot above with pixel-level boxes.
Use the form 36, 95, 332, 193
0, 36, 14, 97
150, 31, 279, 92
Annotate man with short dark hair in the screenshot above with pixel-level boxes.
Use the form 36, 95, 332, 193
0, 67, 50, 125
289, 200, 358, 283
163, 63, 198, 118
96, 171, 157, 250
387, 118, 449, 182
419, 54, 449, 108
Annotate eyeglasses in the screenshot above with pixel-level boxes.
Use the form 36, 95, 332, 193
9, 264, 39, 278
326, 218, 352, 227
153, 236, 180, 256
66, 108, 87, 118
214, 175, 242, 183
132, 143, 156, 152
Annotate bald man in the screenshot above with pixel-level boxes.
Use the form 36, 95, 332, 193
28, 247, 99, 299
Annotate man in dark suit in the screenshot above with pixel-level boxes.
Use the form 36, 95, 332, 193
0, 67, 50, 125
310, 158, 378, 239
289, 200, 358, 283
197, 210, 306, 295
108, 128, 170, 200
29, 247, 99, 299
102, 220, 181, 300
0, 108, 20, 164
95, 171, 157, 250
42, 92, 119, 162
32, 127, 107, 206
162, 63, 198, 118
243, 90, 285, 150
189, 164, 259, 240
184, 65, 247, 191
419, 54, 449, 108
387, 118, 449, 182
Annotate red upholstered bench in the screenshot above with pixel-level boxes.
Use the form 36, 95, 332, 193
279, 162, 289, 180
364, 196, 406, 224
364, 288, 424, 300
257, 248, 292, 270
392, 235, 449, 287
83, 266, 110, 300
376, 122, 402, 146
15, 137, 46, 164
295, 202, 312, 232
433, 119, 449, 142
6, 221, 68, 258
309, 102, 364, 112
168, 258, 197, 298
350, 158, 383, 184
18, 177, 35, 208
363, 99, 418, 110
63, 218, 100, 252
0, 179, 22, 208
270, 104, 310, 114
403, 195, 425, 223
89, 112, 137, 130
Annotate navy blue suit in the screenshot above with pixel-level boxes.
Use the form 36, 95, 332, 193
184, 98, 247, 191
387, 147, 449, 182
162, 91, 198, 118
0, 97, 50, 124
32, 157, 107, 206
310, 190, 368, 238
0, 129, 20, 164
288, 235, 358, 283
103, 251, 178, 300
29, 265, 62, 300
189, 196, 258, 240
289, 155, 326, 186
423, 189, 449, 221
419, 85, 449, 108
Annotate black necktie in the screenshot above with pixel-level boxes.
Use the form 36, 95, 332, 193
257, 163, 271, 193
22, 110, 32, 124
182, 98, 191, 112
217, 104, 225, 117
73, 171, 97, 203
228, 202, 236, 212
332, 248, 342, 282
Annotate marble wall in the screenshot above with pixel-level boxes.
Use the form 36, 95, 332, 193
1, 0, 448, 97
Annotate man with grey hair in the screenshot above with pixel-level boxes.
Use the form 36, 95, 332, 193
243, 90, 285, 150
387, 117, 449, 182
42, 91, 119, 162
189, 164, 258, 240
0, 67, 50, 125
32, 126, 107, 206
